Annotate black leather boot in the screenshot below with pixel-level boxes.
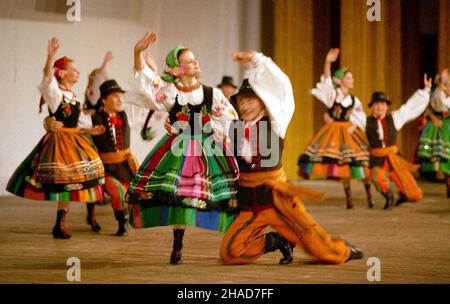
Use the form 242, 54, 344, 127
265, 232, 294, 265
395, 192, 408, 207
364, 182, 375, 209
383, 190, 394, 210
86, 203, 101, 233
344, 186, 353, 209
170, 229, 185, 265
52, 209, 72, 239
345, 241, 364, 262
114, 210, 128, 237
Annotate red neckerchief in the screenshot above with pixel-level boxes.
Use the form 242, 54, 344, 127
244, 127, 250, 141
109, 115, 123, 128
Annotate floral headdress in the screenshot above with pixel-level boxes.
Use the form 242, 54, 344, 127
161, 45, 186, 83
332, 67, 349, 89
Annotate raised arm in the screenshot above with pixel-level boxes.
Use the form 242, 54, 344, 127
99, 51, 113, 77
145, 52, 159, 74
85, 51, 113, 107
232, 51, 294, 139
126, 32, 176, 112
324, 48, 339, 77
311, 48, 340, 108
43, 38, 59, 82
134, 32, 157, 72
392, 74, 432, 130
39, 37, 63, 114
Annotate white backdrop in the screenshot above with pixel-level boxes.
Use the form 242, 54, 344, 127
0, 0, 261, 195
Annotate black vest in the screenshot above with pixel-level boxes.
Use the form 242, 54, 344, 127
91, 109, 133, 182
366, 115, 397, 148
168, 85, 213, 135
230, 117, 284, 173
49, 97, 81, 128
230, 117, 284, 210
91, 110, 130, 153
327, 96, 355, 121
366, 115, 397, 167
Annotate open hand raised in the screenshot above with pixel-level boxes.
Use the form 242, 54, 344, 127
325, 48, 340, 63
232, 51, 257, 68
47, 37, 60, 59
135, 32, 157, 54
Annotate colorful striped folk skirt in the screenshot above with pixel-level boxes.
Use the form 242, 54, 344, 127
298, 121, 370, 179
7, 128, 105, 202
126, 133, 239, 232
417, 118, 450, 174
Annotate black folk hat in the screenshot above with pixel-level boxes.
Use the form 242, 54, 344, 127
98, 79, 126, 104
218, 76, 237, 89
230, 79, 256, 103
369, 91, 392, 107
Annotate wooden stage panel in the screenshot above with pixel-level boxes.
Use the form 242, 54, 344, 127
0, 180, 449, 284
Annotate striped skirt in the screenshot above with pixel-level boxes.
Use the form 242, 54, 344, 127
7, 129, 105, 202
298, 121, 370, 179
417, 118, 450, 174
126, 133, 239, 232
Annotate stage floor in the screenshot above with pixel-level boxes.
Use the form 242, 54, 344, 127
1, 179, 449, 284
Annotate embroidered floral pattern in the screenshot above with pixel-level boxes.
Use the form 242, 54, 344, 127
64, 183, 84, 191
176, 105, 191, 121
176, 112, 189, 121
228, 198, 238, 208
141, 192, 154, 199
152, 76, 162, 88
61, 100, 72, 118
156, 91, 167, 102
332, 104, 343, 120
200, 104, 211, 124
25, 176, 42, 189
202, 113, 211, 124
213, 106, 224, 117
182, 197, 207, 210
60, 95, 80, 118
227, 108, 238, 118
152, 76, 171, 103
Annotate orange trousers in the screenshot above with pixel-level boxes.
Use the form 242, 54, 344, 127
220, 203, 350, 265
104, 176, 129, 211
371, 159, 422, 202
100, 149, 138, 211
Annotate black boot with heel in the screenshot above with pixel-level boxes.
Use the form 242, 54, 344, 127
383, 190, 394, 210
344, 186, 353, 209
114, 210, 128, 237
86, 203, 102, 233
264, 232, 294, 265
52, 209, 72, 239
364, 183, 375, 208
170, 229, 185, 265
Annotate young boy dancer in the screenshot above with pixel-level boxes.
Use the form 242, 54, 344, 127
365, 75, 432, 209
220, 51, 364, 265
